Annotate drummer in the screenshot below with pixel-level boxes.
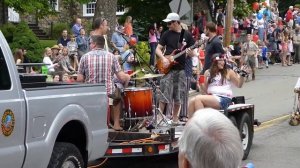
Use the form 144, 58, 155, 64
77, 35, 130, 131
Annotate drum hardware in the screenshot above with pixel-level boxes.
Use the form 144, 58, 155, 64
122, 87, 154, 131
132, 73, 164, 80
146, 79, 171, 128
121, 70, 173, 131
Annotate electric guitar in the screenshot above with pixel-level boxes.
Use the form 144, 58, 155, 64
156, 40, 202, 74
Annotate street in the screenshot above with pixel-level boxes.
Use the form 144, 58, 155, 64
233, 63, 300, 122
92, 64, 300, 168
242, 120, 300, 168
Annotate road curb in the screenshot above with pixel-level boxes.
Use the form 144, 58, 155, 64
254, 114, 290, 132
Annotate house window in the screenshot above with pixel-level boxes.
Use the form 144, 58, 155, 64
49, 0, 59, 11
82, 1, 126, 17
83, 0, 96, 17
116, 5, 125, 16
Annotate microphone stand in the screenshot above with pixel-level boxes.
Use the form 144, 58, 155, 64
119, 33, 156, 74
119, 33, 156, 87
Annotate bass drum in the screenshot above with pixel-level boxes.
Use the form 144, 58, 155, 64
123, 87, 153, 118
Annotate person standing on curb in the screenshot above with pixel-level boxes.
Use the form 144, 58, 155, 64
201, 22, 225, 74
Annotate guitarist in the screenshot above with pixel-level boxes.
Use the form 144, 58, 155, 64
156, 13, 197, 125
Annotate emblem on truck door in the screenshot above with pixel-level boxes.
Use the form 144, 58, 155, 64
1, 109, 15, 136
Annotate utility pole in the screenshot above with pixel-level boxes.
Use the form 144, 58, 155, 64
224, 0, 234, 47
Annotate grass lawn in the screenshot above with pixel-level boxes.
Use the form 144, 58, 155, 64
40, 39, 56, 48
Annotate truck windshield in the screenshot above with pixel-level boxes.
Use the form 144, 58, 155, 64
0, 48, 11, 90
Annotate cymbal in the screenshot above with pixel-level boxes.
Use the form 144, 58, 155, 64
132, 73, 164, 80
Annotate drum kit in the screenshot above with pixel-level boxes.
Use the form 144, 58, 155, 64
121, 72, 171, 131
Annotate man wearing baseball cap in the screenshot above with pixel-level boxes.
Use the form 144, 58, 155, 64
156, 12, 197, 125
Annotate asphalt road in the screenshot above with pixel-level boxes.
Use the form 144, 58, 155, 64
242, 120, 300, 168
233, 63, 300, 122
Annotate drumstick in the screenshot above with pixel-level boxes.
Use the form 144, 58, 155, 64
129, 69, 141, 77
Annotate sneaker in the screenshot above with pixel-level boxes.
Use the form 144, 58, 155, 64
252, 74, 255, 80
167, 120, 180, 126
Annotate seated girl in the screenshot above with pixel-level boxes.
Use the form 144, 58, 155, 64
188, 53, 246, 118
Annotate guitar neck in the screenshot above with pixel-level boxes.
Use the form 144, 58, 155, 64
173, 50, 187, 60
167, 40, 201, 59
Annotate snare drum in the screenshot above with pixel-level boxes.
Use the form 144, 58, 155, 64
123, 87, 153, 118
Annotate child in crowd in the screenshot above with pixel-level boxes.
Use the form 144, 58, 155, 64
258, 41, 268, 69
56, 47, 75, 81
43, 47, 58, 76
67, 35, 79, 70
261, 42, 269, 68
287, 35, 293, 66
62, 73, 70, 82
53, 75, 60, 82
280, 34, 288, 66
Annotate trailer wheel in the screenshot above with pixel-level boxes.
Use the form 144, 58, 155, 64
228, 115, 237, 127
237, 112, 253, 160
48, 142, 84, 168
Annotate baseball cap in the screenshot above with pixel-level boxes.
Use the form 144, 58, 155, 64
228, 45, 234, 50
163, 13, 180, 22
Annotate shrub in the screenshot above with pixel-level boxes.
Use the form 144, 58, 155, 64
40, 40, 57, 49
51, 22, 71, 40
0, 23, 17, 43
10, 22, 44, 63
134, 41, 150, 66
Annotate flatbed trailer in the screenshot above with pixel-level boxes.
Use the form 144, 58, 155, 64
103, 102, 255, 160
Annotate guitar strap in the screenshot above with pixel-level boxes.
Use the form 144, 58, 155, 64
177, 27, 194, 76
178, 27, 185, 49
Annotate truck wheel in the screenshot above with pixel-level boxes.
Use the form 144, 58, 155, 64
228, 115, 237, 127
238, 112, 253, 160
48, 142, 84, 168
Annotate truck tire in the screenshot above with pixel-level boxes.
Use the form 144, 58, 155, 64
228, 115, 237, 127
237, 112, 253, 160
48, 142, 84, 168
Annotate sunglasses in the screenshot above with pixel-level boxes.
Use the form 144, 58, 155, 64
167, 21, 176, 25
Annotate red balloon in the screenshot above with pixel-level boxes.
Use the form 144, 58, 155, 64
252, 2, 259, 10
252, 34, 259, 43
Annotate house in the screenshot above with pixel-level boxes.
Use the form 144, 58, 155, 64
19, 0, 126, 37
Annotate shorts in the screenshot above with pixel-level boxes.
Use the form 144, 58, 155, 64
213, 95, 232, 110
234, 28, 238, 34
246, 55, 256, 68
108, 87, 122, 106
159, 70, 187, 104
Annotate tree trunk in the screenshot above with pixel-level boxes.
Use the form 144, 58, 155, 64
193, 0, 212, 22
0, 0, 8, 26
93, 0, 117, 41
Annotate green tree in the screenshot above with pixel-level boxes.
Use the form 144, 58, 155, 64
212, 0, 258, 18
118, 0, 170, 39
4, 0, 56, 18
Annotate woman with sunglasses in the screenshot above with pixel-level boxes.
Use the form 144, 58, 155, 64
188, 53, 245, 118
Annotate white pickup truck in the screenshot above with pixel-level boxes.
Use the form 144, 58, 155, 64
0, 31, 109, 167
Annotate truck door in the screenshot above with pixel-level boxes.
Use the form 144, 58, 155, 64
0, 34, 26, 167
